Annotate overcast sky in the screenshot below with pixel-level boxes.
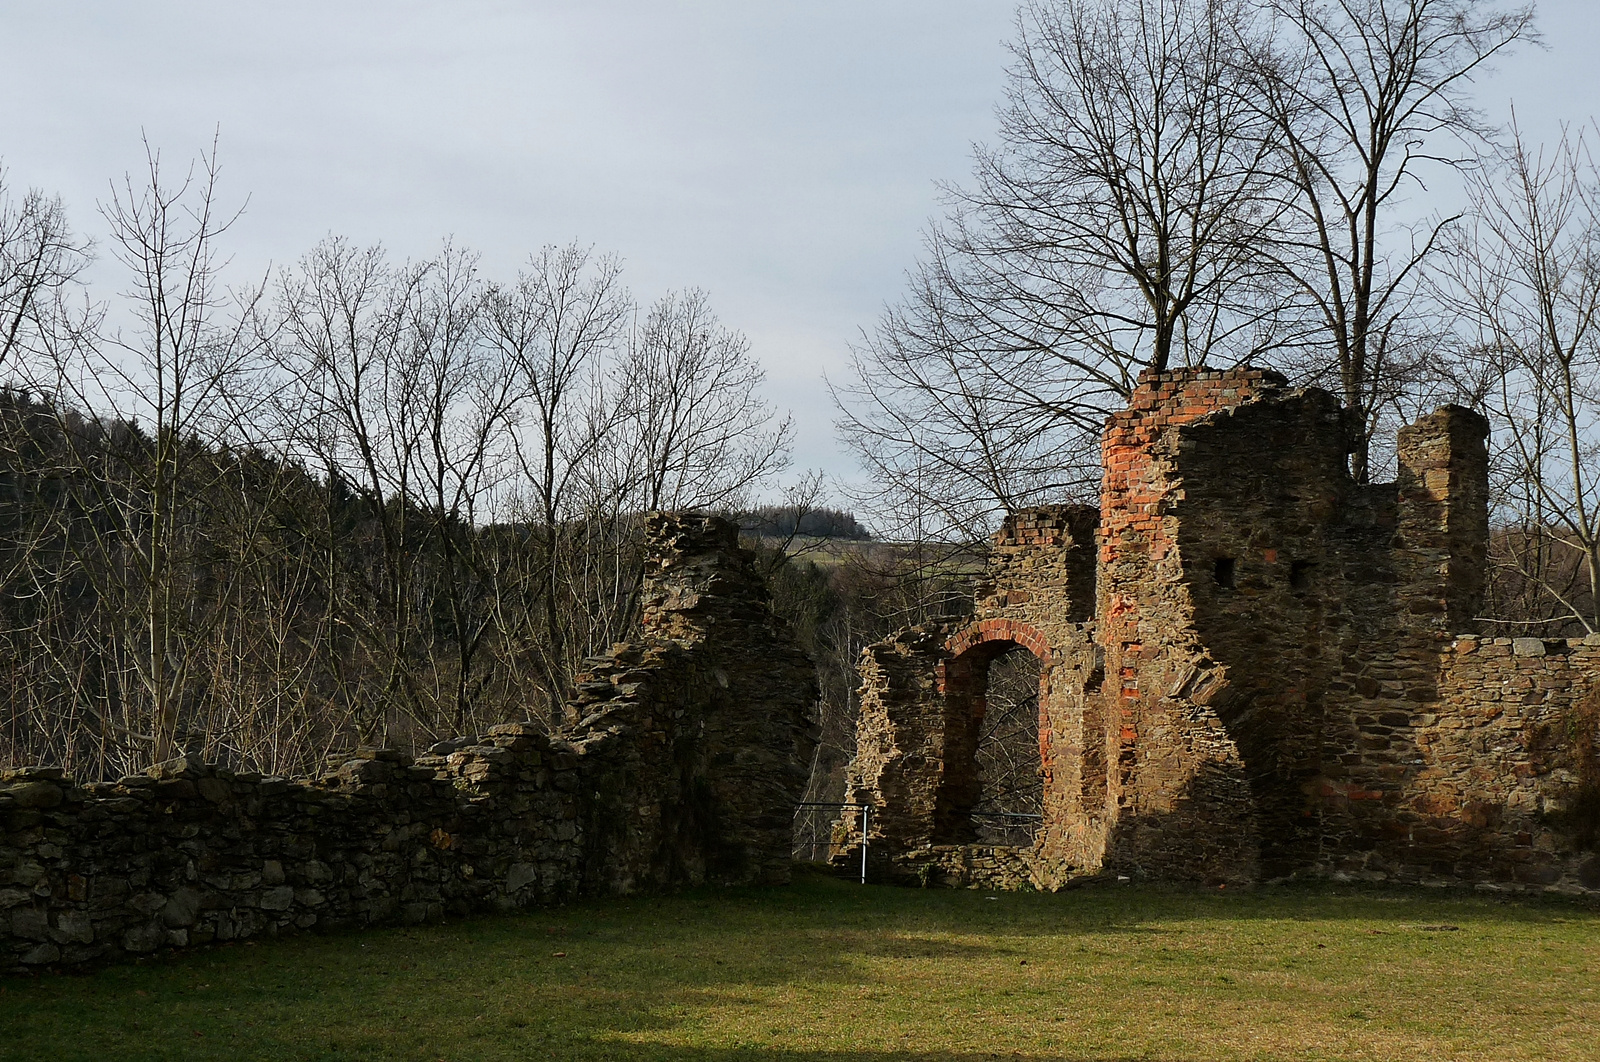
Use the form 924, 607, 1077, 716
2, 1, 1597, 497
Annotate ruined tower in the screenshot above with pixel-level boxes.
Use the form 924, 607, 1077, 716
842, 367, 1600, 893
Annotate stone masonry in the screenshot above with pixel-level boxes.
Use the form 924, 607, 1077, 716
842, 368, 1600, 894
0, 513, 818, 972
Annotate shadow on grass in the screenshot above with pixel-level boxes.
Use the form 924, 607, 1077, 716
1, 869, 1595, 1062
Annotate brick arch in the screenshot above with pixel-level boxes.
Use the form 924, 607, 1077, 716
944, 618, 1052, 662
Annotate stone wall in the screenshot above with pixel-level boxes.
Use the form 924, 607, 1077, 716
1092, 368, 1311, 883
0, 735, 581, 971
1347, 635, 1600, 889
843, 368, 1600, 894
567, 513, 819, 892
0, 513, 818, 971
841, 626, 953, 864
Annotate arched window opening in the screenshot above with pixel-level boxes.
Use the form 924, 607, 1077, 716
974, 646, 1043, 844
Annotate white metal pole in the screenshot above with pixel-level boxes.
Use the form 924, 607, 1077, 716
860, 804, 869, 885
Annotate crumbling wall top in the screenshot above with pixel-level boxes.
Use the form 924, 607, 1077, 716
1110, 366, 1290, 432
639, 511, 771, 640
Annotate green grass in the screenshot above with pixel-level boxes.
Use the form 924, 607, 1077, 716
3, 870, 1597, 1061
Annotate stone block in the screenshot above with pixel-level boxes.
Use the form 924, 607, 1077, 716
146, 755, 204, 781
505, 863, 538, 894
51, 911, 94, 945
488, 722, 543, 738
3, 782, 63, 809
20, 943, 60, 965
259, 886, 294, 911
121, 924, 162, 953
161, 889, 202, 927
2, 767, 65, 783
11, 907, 49, 940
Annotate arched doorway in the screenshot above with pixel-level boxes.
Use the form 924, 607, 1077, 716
975, 647, 1043, 843
933, 633, 1048, 846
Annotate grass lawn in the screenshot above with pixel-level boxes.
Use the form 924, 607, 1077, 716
2, 869, 1596, 1061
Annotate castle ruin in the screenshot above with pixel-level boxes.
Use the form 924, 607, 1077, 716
842, 367, 1600, 893
6, 367, 1600, 974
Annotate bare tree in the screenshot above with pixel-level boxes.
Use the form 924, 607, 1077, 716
617, 288, 791, 514
1250, 0, 1536, 480
14, 139, 278, 770
836, 0, 1285, 540
395, 243, 521, 731
275, 237, 527, 740
0, 152, 800, 773
262, 239, 399, 744
1435, 119, 1600, 634
482, 244, 627, 709
0, 165, 91, 370
540, 287, 794, 663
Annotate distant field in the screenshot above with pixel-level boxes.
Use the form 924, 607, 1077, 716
764, 535, 984, 575
3, 870, 1597, 1061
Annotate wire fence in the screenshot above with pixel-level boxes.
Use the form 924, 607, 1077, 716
792, 802, 870, 884
972, 811, 1041, 846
